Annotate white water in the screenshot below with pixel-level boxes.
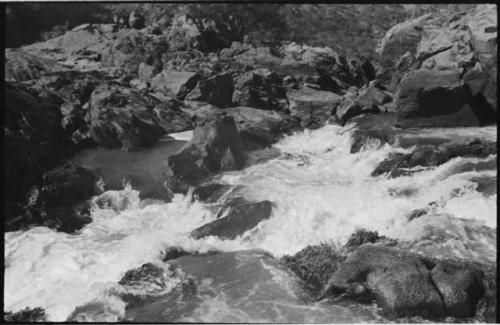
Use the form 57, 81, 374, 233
4, 124, 497, 321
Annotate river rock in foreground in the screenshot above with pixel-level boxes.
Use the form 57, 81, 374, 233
320, 244, 487, 320
190, 200, 272, 240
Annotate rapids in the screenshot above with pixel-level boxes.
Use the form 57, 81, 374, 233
4, 124, 497, 322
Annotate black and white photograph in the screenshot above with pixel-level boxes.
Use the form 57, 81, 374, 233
3, 1, 498, 323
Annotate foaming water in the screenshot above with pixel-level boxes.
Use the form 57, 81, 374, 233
4, 124, 497, 321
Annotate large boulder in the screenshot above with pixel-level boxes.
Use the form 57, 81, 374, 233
190, 200, 272, 240
322, 244, 479, 319
88, 84, 192, 150
150, 70, 200, 99
185, 72, 234, 107
225, 107, 301, 149
288, 86, 342, 128
232, 68, 288, 111
376, 4, 497, 118
168, 117, 245, 190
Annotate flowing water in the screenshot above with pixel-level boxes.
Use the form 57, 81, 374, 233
4, 124, 497, 322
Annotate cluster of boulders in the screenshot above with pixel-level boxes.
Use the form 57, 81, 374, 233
3, 4, 497, 238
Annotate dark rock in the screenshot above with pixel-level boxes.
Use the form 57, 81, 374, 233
232, 68, 288, 111
431, 261, 485, 318
283, 244, 344, 292
344, 230, 390, 249
287, 87, 342, 128
395, 69, 496, 127
185, 102, 226, 127
322, 244, 446, 319
162, 247, 191, 262
4, 82, 69, 228
186, 72, 234, 108
13, 164, 103, 233
225, 106, 301, 150
372, 140, 496, 177
192, 183, 233, 203
190, 200, 272, 240
151, 70, 200, 99
168, 117, 245, 189
4, 307, 47, 322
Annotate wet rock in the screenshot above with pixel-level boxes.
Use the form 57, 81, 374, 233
185, 72, 234, 107
151, 70, 200, 99
335, 84, 392, 125
287, 86, 342, 128
192, 183, 233, 203
4, 307, 47, 322
232, 68, 288, 111
348, 113, 400, 153
283, 244, 344, 292
168, 116, 245, 189
190, 200, 272, 240
15, 163, 103, 233
184, 102, 226, 127
322, 244, 445, 319
88, 84, 191, 150
431, 260, 485, 318
225, 106, 301, 150
372, 140, 496, 177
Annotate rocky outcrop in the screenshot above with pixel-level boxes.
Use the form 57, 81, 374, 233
168, 117, 245, 191
190, 200, 273, 240
225, 107, 301, 150
232, 68, 288, 111
88, 84, 192, 150
372, 140, 496, 177
377, 5, 497, 126
288, 86, 342, 128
